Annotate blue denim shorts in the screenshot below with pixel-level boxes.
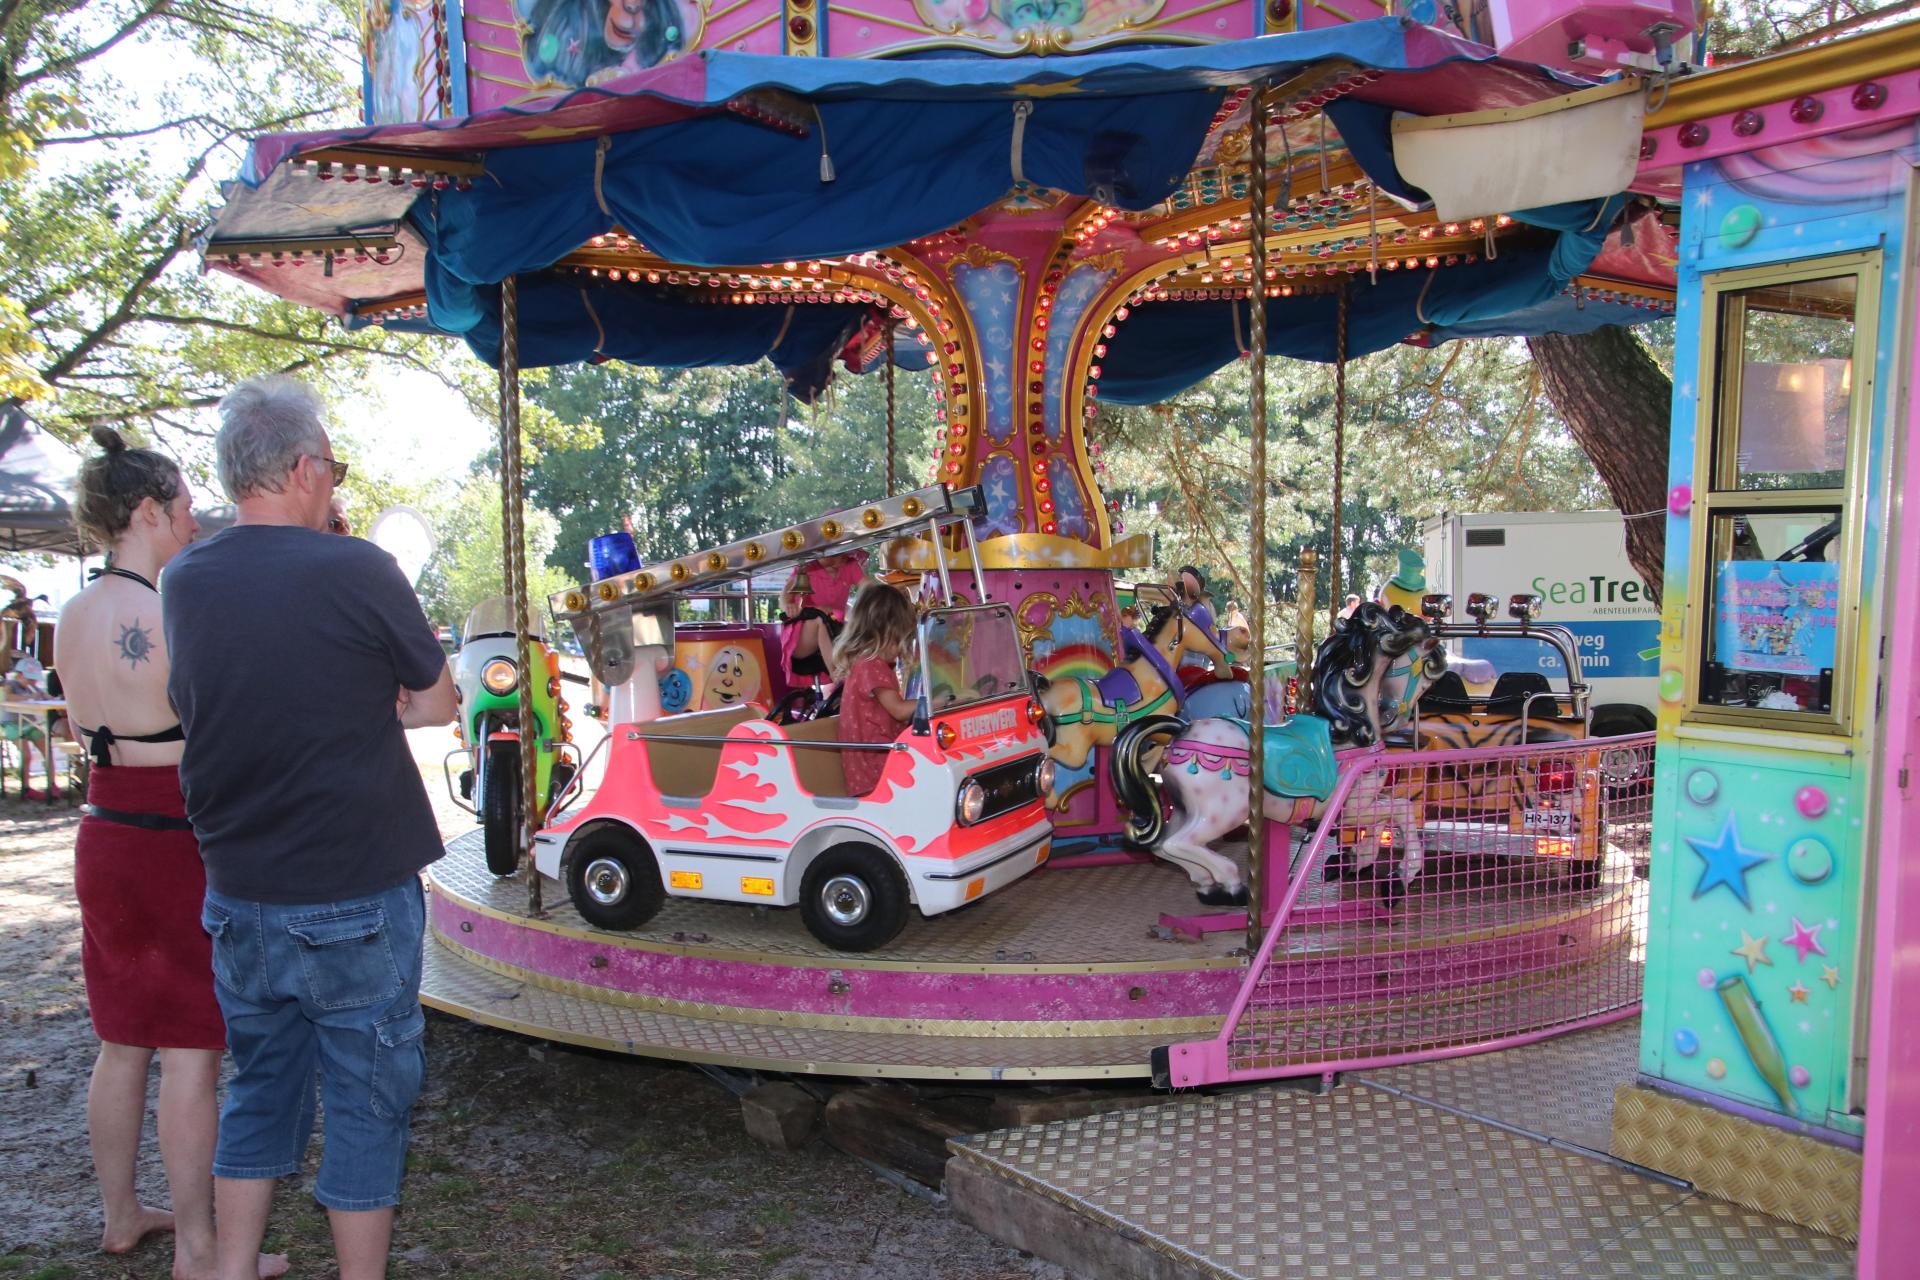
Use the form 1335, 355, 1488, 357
201, 878, 427, 1211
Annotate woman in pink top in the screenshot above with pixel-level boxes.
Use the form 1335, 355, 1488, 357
778, 551, 867, 682
832, 584, 917, 796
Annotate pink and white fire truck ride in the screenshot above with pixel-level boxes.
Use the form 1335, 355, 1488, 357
532, 486, 1055, 952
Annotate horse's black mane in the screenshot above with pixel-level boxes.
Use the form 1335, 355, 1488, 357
1141, 601, 1180, 644
1307, 602, 1435, 747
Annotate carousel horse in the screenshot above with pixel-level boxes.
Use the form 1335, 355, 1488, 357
1039, 600, 1234, 779
1110, 602, 1448, 906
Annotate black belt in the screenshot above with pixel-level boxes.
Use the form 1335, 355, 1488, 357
82, 804, 194, 832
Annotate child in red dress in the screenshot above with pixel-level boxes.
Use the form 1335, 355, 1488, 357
833, 584, 918, 796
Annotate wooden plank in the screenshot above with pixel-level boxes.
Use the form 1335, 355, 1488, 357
945, 1157, 1222, 1280
822, 1085, 990, 1189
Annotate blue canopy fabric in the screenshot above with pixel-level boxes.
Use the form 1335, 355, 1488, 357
245, 20, 1584, 287
212, 20, 1647, 393
419, 272, 869, 399
1097, 195, 1629, 403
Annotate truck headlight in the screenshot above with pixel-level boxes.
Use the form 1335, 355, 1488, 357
957, 779, 987, 825
1034, 758, 1056, 797
481, 658, 517, 695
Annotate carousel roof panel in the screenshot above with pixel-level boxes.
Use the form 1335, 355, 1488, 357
208, 21, 1593, 288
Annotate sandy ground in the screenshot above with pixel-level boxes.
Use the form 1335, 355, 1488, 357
0, 729, 1064, 1280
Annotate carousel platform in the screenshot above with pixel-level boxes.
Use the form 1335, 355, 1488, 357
421, 829, 1645, 1081
946, 1019, 1858, 1280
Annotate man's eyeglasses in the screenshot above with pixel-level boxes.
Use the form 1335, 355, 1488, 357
307, 454, 349, 486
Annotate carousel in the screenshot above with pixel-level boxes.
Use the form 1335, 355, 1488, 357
199, 2, 1681, 1080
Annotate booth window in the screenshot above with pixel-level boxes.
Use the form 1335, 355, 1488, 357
1689, 254, 1878, 732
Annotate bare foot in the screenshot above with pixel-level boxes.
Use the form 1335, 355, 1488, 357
102, 1204, 175, 1253
172, 1251, 290, 1280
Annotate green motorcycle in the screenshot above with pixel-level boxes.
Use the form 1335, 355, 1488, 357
447, 596, 582, 875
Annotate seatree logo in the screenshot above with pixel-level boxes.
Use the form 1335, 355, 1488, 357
958, 707, 1018, 740
1530, 574, 1649, 606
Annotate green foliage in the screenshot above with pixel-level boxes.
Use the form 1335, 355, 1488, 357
1705, 1, 1909, 57
420, 474, 575, 632
523, 359, 938, 577
0, 0, 461, 458
1097, 339, 1606, 610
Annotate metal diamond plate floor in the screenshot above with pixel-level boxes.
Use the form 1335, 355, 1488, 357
949, 1084, 1856, 1279
1353, 1016, 1643, 1155
419, 933, 1165, 1079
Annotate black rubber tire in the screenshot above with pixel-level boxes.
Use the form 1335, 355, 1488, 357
1591, 705, 1655, 739
482, 741, 521, 876
799, 843, 910, 952
546, 759, 577, 815
1568, 818, 1607, 892
565, 825, 665, 932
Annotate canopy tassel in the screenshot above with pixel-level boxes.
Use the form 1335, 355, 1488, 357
1368, 193, 1378, 283
1010, 100, 1033, 186
812, 104, 836, 183
593, 136, 613, 215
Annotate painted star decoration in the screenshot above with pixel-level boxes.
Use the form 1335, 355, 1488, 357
1731, 930, 1774, 974
1784, 917, 1827, 964
1687, 815, 1772, 907
1789, 981, 1810, 1004
1821, 965, 1842, 990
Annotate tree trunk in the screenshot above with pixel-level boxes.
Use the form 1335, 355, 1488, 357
1526, 328, 1672, 605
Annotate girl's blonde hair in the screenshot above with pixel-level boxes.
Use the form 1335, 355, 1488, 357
832, 582, 916, 679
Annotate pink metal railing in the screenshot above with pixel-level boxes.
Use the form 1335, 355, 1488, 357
1156, 732, 1654, 1088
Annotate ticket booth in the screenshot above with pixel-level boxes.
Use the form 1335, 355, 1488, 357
1621, 89, 1920, 1260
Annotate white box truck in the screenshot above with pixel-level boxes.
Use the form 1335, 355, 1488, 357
1421, 510, 1660, 738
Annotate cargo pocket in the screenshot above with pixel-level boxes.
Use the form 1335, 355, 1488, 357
370, 1003, 427, 1121
287, 906, 401, 1011
200, 904, 243, 995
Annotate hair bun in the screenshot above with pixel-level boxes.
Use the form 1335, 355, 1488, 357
89, 426, 127, 454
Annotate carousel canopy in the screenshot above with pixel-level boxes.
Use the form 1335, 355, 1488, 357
205, 18, 1667, 396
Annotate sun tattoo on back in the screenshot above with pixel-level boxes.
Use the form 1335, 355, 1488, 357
117, 619, 154, 668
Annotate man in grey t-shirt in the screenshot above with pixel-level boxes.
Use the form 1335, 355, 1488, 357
166, 377, 454, 1280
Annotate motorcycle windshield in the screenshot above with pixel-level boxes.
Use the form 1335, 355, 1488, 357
464, 595, 546, 643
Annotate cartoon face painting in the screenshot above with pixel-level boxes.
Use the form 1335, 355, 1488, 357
517, 0, 691, 89
701, 646, 762, 709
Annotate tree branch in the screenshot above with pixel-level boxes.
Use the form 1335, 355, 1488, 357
11, 0, 172, 92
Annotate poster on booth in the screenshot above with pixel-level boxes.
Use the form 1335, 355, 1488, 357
1712, 562, 1840, 676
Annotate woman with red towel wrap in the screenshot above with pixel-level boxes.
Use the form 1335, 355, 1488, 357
57, 429, 284, 1279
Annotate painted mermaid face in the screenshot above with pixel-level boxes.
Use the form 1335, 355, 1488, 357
605, 0, 647, 50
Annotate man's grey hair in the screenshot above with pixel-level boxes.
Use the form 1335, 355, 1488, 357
216, 376, 328, 500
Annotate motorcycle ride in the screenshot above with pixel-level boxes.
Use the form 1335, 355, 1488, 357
447, 595, 585, 874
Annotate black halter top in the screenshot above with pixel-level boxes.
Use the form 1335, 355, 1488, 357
75, 566, 185, 768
